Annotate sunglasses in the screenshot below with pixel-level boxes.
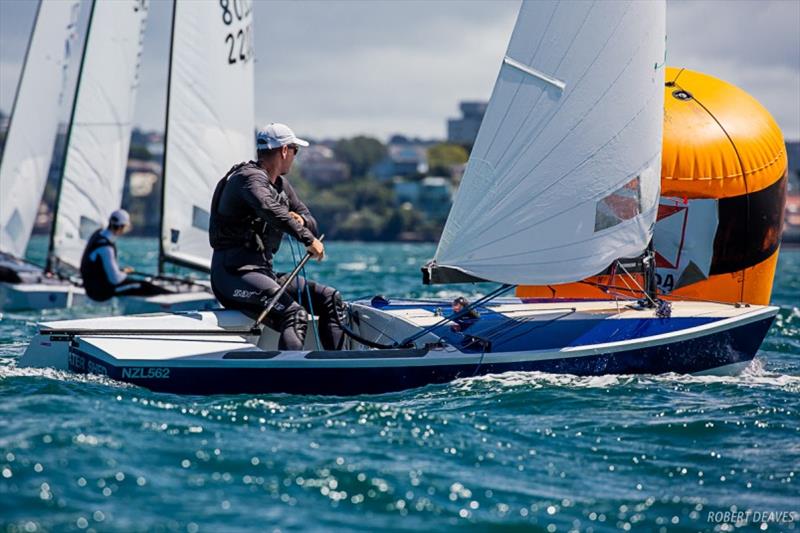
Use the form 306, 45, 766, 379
287, 144, 299, 155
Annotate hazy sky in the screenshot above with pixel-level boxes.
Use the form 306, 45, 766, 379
1, 0, 798, 141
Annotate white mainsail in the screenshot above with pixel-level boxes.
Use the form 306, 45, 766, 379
433, 0, 666, 285
49, 0, 149, 271
0, 0, 80, 259
160, 0, 255, 272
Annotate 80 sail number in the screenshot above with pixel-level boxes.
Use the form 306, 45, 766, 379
220, 0, 253, 65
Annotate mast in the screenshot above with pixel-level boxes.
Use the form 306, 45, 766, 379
157, 0, 254, 274
46, 0, 96, 274
0, 1, 41, 261
644, 240, 658, 306
157, 0, 177, 275
0, 1, 41, 171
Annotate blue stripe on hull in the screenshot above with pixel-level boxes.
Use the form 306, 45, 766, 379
434, 316, 719, 352
69, 317, 774, 396
360, 301, 721, 353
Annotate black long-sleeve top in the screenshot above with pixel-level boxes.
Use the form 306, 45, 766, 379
212, 162, 319, 270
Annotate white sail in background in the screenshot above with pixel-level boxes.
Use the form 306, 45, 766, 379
160, 0, 255, 271
50, 0, 149, 270
0, 0, 80, 259
434, 0, 665, 285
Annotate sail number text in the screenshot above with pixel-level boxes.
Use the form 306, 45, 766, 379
655, 272, 675, 294
220, 0, 253, 65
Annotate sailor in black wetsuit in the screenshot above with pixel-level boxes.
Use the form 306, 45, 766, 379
80, 210, 170, 301
209, 123, 345, 351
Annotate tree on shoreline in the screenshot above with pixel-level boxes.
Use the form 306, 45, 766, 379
333, 136, 386, 178
427, 143, 468, 177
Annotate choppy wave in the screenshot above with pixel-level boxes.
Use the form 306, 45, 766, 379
0, 361, 137, 391
450, 358, 800, 393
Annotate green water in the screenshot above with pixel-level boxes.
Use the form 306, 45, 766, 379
1, 238, 797, 532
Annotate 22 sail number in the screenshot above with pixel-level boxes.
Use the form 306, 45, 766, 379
220, 0, 253, 65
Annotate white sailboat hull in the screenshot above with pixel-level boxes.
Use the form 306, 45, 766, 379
117, 290, 218, 315
0, 281, 86, 311
0, 274, 216, 313
19, 299, 778, 394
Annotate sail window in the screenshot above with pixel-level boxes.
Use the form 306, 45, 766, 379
192, 206, 210, 232
79, 216, 101, 240
6, 209, 23, 243
594, 176, 643, 232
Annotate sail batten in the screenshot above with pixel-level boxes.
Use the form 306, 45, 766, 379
432, 0, 665, 286
160, 0, 255, 272
502, 56, 566, 91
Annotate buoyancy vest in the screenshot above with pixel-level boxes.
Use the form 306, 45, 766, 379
209, 162, 263, 251
79, 230, 117, 301
208, 162, 293, 263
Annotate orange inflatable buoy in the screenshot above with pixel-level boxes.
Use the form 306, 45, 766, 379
517, 67, 787, 305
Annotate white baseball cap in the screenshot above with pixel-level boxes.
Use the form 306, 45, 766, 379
256, 123, 309, 150
109, 209, 130, 227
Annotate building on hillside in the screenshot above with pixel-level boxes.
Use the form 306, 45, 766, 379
392, 176, 452, 222
389, 134, 440, 147
419, 176, 453, 221
447, 101, 487, 149
298, 144, 350, 186
786, 141, 799, 189
127, 160, 161, 197
393, 178, 421, 205
35, 203, 51, 230
372, 144, 428, 181
145, 132, 164, 160
785, 141, 800, 243
122, 159, 162, 235
130, 129, 164, 160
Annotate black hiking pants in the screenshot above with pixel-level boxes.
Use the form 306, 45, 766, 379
211, 253, 344, 351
